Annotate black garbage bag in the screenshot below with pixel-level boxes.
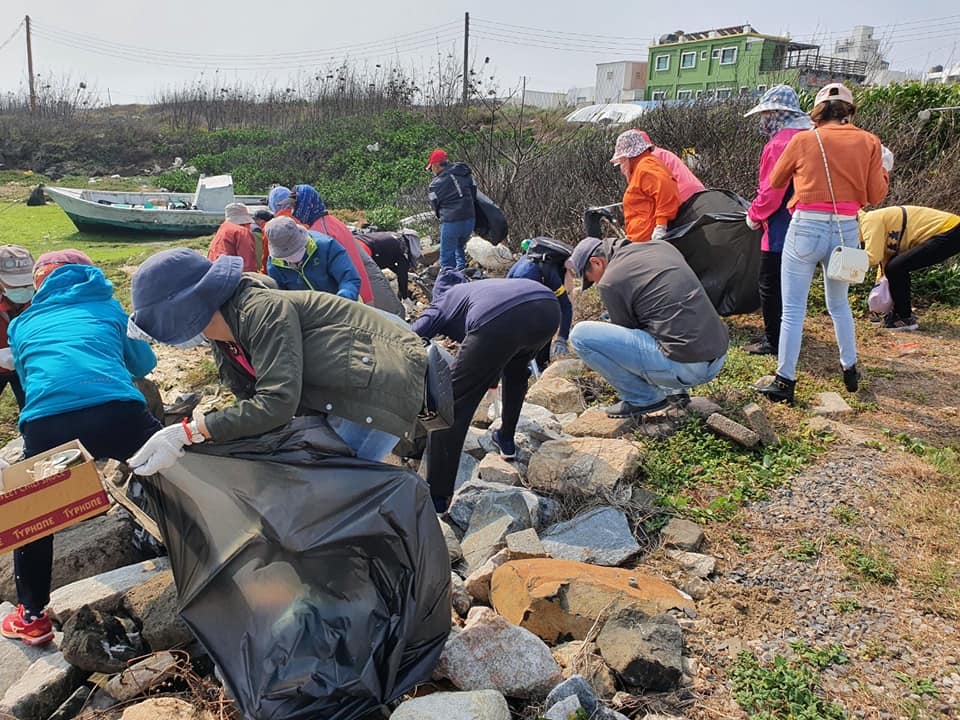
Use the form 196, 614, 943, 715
663, 189, 762, 316
143, 417, 451, 720
473, 190, 508, 244
26, 184, 46, 206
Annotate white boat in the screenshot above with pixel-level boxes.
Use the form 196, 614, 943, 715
44, 175, 267, 237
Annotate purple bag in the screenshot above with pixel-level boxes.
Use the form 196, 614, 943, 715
868, 277, 893, 314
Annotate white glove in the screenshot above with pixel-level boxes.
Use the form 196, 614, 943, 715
0, 457, 8, 488
0, 348, 14, 371
127, 422, 204, 476
881, 145, 895, 172
746, 216, 761, 231
651, 225, 668, 241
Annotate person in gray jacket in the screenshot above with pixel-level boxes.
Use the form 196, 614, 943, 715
567, 237, 729, 418
427, 148, 477, 270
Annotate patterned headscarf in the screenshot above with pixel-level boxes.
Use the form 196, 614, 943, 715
759, 111, 813, 138
267, 186, 292, 213
292, 184, 327, 227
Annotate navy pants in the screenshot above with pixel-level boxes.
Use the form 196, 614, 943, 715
15, 400, 162, 613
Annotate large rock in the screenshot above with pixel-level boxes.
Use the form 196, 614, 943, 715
390, 690, 510, 720
540, 359, 586, 382
122, 571, 193, 651
489, 403, 565, 445
450, 572, 473, 617
464, 549, 510, 604
527, 438, 641, 497
544, 695, 582, 720
545, 675, 599, 716
0, 512, 144, 603
660, 519, 705, 552
461, 492, 533, 572
441, 521, 464, 565
541, 507, 640, 567
463, 426, 489, 459
60, 605, 144, 673
552, 642, 617, 697
505, 528, 548, 559
448, 480, 546, 533
596, 610, 683, 691
562, 408, 637, 439
812, 391, 853, 416
705, 413, 759, 448
104, 651, 179, 702
742, 402, 779, 446
48, 558, 170, 624
491, 559, 692, 644
526, 376, 586, 416
436, 607, 562, 699
0, 652, 85, 720
121, 697, 214, 720
477, 454, 523, 485
665, 549, 716, 578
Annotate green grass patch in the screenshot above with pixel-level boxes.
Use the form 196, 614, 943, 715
884, 430, 960, 481
894, 672, 940, 698
638, 418, 826, 522
780, 539, 820, 562
731, 649, 848, 720
830, 535, 898, 584
831, 597, 862, 613
830, 503, 861, 525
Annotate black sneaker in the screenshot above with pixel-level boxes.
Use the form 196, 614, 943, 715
606, 398, 669, 418
883, 313, 919, 331
743, 338, 777, 355
868, 312, 885, 325
491, 430, 516, 460
753, 374, 796, 405
666, 392, 691, 408
843, 365, 861, 393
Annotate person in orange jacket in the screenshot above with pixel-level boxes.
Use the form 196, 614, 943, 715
207, 203, 259, 272
610, 129, 681, 242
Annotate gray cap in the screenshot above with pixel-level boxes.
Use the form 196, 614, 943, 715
265, 216, 309, 262
0, 245, 35, 287
569, 237, 603, 289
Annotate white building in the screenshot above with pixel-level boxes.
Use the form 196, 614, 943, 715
594, 61, 648, 104
926, 64, 960, 84
509, 89, 569, 109
566, 86, 596, 106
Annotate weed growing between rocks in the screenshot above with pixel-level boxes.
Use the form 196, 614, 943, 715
636, 418, 826, 522
730, 648, 848, 720
828, 535, 898, 585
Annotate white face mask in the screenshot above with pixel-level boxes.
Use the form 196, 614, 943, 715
172, 333, 210, 350
3, 286, 34, 305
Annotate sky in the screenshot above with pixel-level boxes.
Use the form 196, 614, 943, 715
1, 0, 959, 103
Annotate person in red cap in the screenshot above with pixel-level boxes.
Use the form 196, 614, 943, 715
426, 148, 477, 269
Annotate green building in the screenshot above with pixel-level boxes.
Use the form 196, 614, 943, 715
645, 24, 868, 101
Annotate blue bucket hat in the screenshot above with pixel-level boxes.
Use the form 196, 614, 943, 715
131, 249, 243, 344
744, 84, 804, 117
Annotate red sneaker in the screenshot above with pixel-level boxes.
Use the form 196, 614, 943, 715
1, 605, 54, 646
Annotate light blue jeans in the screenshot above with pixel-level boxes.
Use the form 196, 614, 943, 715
328, 415, 399, 463
439, 217, 475, 269
570, 321, 726, 405
777, 212, 859, 381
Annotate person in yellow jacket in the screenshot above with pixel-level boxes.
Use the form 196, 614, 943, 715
860, 205, 960, 330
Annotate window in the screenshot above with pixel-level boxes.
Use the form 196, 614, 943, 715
704, 89, 715, 98
720, 47, 738, 64
696, 90, 704, 99
677, 90, 693, 100
700, 50, 708, 60
739, 86, 749, 96
717, 88, 733, 99
680, 52, 696, 69
606, 71, 614, 80
655, 55, 670, 71
757, 84, 767, 93
711, 49, 721, 59
634, 71, 644, 79
652, 91, 667, 101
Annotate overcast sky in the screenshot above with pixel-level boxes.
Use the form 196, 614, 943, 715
1, 0, 958, 103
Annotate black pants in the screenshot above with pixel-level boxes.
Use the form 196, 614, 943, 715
0, 373, 25, 410
15, 400, 162, 613
759, 250, 783, 347
425, 299, 560, 500
885, 225, 960, 318
364, 238, 411, 300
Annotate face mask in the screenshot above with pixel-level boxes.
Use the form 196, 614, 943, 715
3, 287, 34, 305
173, 334, 210, 350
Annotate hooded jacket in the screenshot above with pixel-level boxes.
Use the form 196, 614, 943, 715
428, 162, 477, 223
9, 265, 156, 426
267, 231, 362, 300
205, 275, 427, 443
623, 154, 681, 242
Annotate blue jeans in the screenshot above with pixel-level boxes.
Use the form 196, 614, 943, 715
777, 212, 859, 381
570, 321, 726, 405
439, 218, 475, 269
328, 415, 399, 463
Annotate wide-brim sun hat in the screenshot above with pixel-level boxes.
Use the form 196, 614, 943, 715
224, 202, 254, 225
744, 84, 805, 117
265, 216, 310, 262
131, 248, 243, 345
610, 129, 653, 165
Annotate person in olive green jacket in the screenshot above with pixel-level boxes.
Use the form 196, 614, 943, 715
124, 249, 427, 475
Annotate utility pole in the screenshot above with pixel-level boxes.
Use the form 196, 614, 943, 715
462, 12, 469, 105
25, 15, 36, 112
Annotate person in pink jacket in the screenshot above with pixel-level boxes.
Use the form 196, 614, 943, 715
635, 130, 705, 204
742, 86, 813, 355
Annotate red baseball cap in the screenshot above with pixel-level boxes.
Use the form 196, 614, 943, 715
426, 148, 448, 169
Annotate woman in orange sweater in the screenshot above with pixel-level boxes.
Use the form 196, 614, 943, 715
610, 129, 681, 242
755, 84, 888, 404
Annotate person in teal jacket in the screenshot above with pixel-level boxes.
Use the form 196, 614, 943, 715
0, 250, 162, 648
264, 216, 361, 300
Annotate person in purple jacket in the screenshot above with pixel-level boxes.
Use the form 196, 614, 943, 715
411, 270, 559, 510
743, 85, 812, 356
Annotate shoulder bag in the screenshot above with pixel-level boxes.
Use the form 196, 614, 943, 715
816, 129, 871, 284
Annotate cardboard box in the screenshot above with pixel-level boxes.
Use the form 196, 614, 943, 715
0, 440, 110, 554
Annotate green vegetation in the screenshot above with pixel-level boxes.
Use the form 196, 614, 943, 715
885, 430, 960, 480
894, 671, 939, 698
639, 418, 825, 522
364, 206, 403, 231
830, 504, 861, 525
830, 535, 898, 585
780, 539, 820, 562
731, 649, 848, 720
789, 641, 848, 669
831, 597, 861, 613
731, 531, 752, 554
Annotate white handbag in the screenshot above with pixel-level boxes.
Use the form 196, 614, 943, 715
815, 129, 870, 284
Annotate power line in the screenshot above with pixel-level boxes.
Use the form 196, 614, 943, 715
472, 31, 646, 56
0, 20, 23, 54
472, 18, 650, 42
472, 25, 648, 53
